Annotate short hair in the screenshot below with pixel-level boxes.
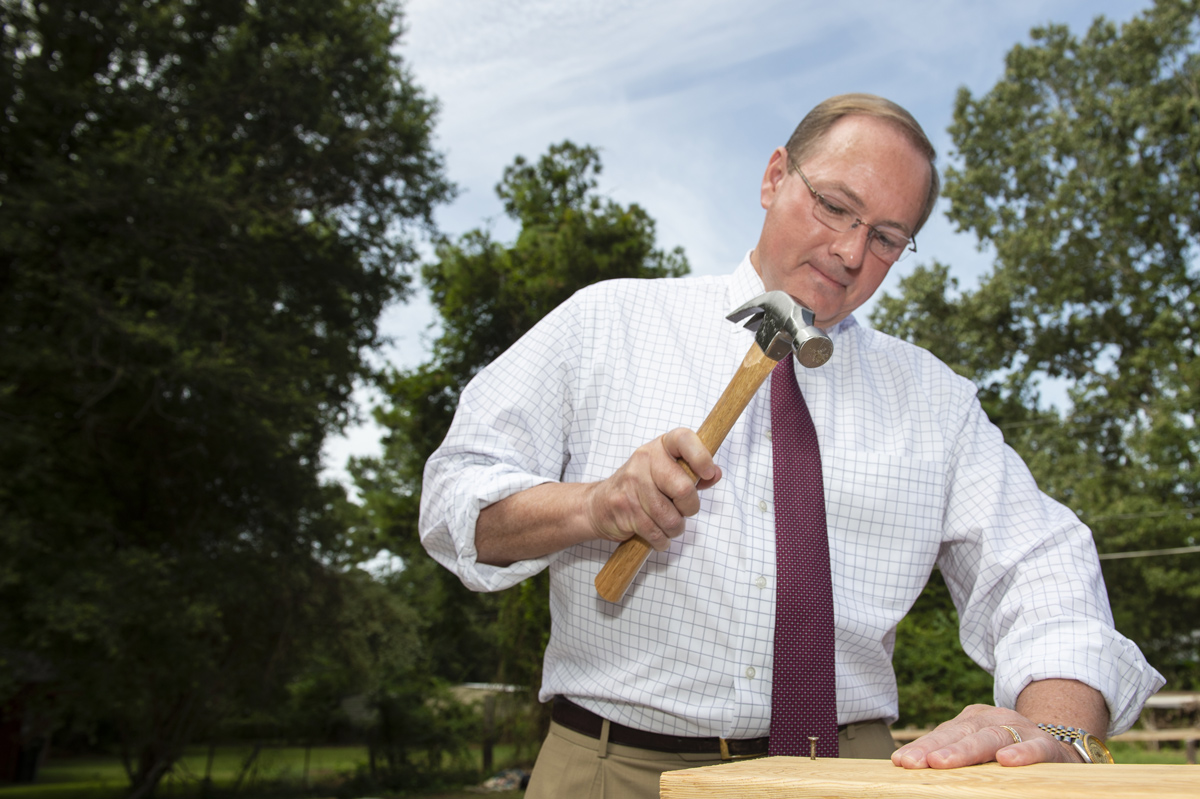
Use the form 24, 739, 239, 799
785, 93, 940, 235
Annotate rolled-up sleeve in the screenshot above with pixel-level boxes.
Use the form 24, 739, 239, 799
420, 452, 556, 592
418, 295, 586, 593
938, 398, 1164, 736
992, 616, 1161, 735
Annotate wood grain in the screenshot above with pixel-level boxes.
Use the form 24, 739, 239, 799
658, 756, 1199, 798
594, 344, 780, 602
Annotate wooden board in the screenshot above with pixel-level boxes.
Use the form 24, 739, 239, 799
658, 756, 1199, 798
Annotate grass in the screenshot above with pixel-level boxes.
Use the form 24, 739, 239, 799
1107, 740, 1195, 765
2, 745, 372, 797
0, 744, 531, 799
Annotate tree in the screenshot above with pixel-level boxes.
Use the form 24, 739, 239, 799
353, 141, 688, 748
875, 0, 1200, 697
0, 0, 451, 795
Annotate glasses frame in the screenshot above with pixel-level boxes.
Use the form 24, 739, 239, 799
790, 163, 917, 264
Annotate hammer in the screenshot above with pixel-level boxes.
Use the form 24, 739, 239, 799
593, 290, 833, 602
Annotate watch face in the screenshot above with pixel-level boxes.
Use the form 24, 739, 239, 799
1083, 734, 1115, 764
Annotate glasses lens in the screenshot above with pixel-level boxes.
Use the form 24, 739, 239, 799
867, 228, 913, 264
809, 197, 851, 232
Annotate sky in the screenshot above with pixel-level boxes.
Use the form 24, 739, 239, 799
323, 0, 1158, 486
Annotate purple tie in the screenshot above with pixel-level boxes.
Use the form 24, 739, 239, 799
768, 355, 839, 758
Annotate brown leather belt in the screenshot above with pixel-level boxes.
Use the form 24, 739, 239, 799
551, 696, 770, 759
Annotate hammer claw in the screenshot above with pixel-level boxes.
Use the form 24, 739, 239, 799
728, 291, 833, 370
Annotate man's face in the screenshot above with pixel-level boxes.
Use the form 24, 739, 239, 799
750, 115, 930, 329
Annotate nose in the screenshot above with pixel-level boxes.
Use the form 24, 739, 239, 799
830, 220, 871, 268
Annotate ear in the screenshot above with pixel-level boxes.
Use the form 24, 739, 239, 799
760, 147, 790, 210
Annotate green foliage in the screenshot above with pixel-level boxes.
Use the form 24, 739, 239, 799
353, 141, 688, 749
360, 679, 480, 792
0, 0, 450, 795
279, 569, 424, 743
874, 0, 1200, 702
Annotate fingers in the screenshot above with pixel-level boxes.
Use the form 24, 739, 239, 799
917, 726, 1049, 769
993, 734, 1072, 767
892, 705, 1076, 769
891, 703, 988, 768
588, 429, 720, 550
662, 427, 720, 489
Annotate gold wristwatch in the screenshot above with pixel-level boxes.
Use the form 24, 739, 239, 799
1037, 723, 1115, 763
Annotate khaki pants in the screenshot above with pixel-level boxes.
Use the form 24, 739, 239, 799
525, 718, 894, 799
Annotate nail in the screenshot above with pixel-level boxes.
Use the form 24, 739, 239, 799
809, 735, 818, 760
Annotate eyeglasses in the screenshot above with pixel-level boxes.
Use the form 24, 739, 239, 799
791, 163, 917, 264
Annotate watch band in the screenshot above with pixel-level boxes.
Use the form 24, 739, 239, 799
1037, 723, 1115, 764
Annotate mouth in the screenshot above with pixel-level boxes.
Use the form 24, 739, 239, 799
805, 262, 848, 289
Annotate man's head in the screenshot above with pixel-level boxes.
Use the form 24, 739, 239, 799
784, 94, 939, 233
751, 94, 939, 329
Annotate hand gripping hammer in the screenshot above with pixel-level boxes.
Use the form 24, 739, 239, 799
593, 290, 833, 602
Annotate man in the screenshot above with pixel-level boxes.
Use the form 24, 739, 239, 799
420, 94, 1163, 798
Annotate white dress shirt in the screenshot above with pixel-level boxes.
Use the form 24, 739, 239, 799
420, 254, 1164, 739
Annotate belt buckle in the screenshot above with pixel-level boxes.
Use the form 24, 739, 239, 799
718, 737, 761, 761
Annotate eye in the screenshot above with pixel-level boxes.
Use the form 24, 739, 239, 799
872, 232, 898, 251
818, 196, 850, 217
871, 228, 906, 252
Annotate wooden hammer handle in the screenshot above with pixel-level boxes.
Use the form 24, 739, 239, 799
594, 343, 782, 602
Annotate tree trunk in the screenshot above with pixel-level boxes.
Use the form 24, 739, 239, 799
230, 743, 262, 794
482, 694, 496, 774
202, 741, 217, 797
127, 752, 172, 799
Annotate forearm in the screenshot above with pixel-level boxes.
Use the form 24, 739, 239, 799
475, 481, 600, 567
1016, 678, 1110, 752
475, 428, 717, 567
474, 428, 716, 567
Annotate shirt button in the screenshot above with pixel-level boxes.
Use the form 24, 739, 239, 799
766, 429, 772, 441
745, 666, 757, 679
758, 500, 768, 512
754, 576, 768, 589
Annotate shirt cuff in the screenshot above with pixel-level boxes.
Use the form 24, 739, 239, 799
992, 617, 1166, 736
422, 466, 556, 593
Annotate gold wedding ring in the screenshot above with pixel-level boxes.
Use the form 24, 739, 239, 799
1000, 725, 1023, 745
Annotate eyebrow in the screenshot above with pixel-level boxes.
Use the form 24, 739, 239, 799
821, 180, 914, 237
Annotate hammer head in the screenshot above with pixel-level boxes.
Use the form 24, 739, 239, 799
727, 291, 833, 368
